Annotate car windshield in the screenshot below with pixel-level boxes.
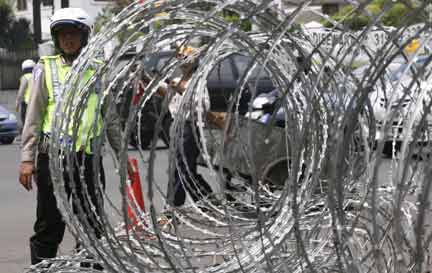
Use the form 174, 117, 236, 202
390, 57, 431, 82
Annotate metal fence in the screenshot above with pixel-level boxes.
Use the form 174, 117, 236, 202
0, 47, 38, 90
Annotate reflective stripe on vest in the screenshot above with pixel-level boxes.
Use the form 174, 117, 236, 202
23, 73, 33, 104
41, 55, 68, 134
41, 55, 102, 154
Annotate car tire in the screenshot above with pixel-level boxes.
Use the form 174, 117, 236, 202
1, 137, 15, 144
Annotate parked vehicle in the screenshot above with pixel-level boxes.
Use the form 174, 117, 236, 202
114, 50, 275, 149
204, 62, 365, 190
206, 53, 274, 113
368, 57, 432, 155
0, 105, 18, 144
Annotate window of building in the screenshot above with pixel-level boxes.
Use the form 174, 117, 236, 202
322, 4, 340, 15
42, 0, 54, 6
17, 0, 27, 11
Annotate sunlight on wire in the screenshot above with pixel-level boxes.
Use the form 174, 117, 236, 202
26, 0, 432, 272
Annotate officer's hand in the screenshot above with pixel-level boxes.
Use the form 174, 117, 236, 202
169, 79, 184, 94
19, 161, 35, 191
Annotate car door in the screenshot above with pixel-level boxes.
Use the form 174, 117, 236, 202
207, 57, 237, 112
231, 54, 275, 114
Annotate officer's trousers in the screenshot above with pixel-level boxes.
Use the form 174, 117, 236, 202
30, 151, 105, 265
20, 102, 27, 128
168, 121, 213, 207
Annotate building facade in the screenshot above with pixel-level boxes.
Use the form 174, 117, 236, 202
14, 0, 115, 41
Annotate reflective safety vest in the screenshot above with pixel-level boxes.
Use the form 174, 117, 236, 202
41, 55, 103, 154
22, 73, 33, 104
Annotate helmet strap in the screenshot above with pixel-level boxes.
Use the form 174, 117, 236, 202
62, 50, 81, 63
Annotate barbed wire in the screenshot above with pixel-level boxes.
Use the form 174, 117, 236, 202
25, 0, 432, 272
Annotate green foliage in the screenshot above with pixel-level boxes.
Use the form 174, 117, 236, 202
9, 18, 35, 49
222, 10, 252, 32
0, 1, 34, 49
94, 1, 253, 34
94, 6, 116, 33
382, 3, 411, 27
324, 0, 421, 30
0, 1, 14, 41
94, 0, 133, 33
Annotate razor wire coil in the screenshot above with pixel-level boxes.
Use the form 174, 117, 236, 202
25, 0, 432, 272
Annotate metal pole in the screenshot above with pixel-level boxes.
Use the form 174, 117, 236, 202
33, 0, 41, 43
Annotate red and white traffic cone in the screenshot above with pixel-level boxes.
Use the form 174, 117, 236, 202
126, 158, 146, 229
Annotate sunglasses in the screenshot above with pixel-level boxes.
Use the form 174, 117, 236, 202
176, 53, 188, 60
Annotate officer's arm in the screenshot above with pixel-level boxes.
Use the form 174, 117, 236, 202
103, 92, 122, 156
16, 76, 28, 111
21, 64, 48, 163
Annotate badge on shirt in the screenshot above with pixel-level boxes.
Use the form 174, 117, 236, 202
33, 65, 43, 81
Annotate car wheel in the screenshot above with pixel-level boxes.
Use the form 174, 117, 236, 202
1, 137, 15, 144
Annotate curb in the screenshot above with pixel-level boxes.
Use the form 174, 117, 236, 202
0, 90, 18, 112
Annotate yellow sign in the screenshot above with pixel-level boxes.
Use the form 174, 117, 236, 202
404, 39, 420, 55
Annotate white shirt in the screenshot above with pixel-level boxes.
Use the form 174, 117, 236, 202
164, 77, 210, 119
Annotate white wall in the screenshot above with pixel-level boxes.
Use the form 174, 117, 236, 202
15, 0, 114, 41
54, 0, 114, 22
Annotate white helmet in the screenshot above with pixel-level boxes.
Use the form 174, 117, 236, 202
22, 59, 36, 70
50, 8, 93, 51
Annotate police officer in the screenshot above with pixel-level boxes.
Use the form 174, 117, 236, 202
16, 59, 35, 127
18, 8, 124, 265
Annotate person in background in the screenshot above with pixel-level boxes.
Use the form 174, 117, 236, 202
16, 59, 36, 128
142, 45, 224, 209
167, 45, 215, 208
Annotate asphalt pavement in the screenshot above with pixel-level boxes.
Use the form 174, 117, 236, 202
0, 140, 175, 272
0, 90, 191, 272
1, 89, 431, 272
0, 144, 79, 272
0, 135, 401, 273
0, 89, 172, 271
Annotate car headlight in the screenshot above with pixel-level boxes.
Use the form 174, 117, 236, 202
8, 113, 17, 121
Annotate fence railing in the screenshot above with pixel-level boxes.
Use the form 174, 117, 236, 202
0, 47, 38, 90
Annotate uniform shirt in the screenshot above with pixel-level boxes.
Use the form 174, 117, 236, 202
21, 57, 123, 163
16, 74, 31, 110
164, 77, 210, 119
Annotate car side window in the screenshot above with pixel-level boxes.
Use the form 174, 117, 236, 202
208, 58, 235, 83
232, 54, 270, 81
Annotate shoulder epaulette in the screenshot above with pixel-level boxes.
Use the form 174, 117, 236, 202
40, 55, 61, 60
39, 55, 61, 64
